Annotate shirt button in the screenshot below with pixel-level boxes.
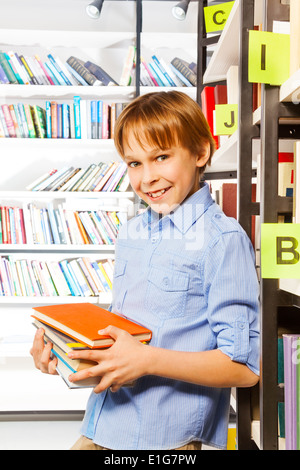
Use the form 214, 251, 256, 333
239, 323, 245, 330
215, 214, 221, 219
163, 277, 169, 286
151, 237, 158, 243
116, 302, 121, 310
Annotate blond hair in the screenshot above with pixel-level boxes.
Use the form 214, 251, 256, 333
114, 91, 215, 173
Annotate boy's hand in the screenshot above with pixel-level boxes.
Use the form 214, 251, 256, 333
67, 325, 150, 394
30, 328, 58, 375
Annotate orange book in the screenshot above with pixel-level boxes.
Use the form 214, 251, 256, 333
32, 302, 152, 348
74, 211, 89, 244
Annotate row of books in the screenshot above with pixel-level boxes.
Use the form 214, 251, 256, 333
26, 162, 129, 192
140, 56, 197, 88
31, 303, 152, 388
0, 255, 114, 297
0, 51, 119, 87
0, 203, 124, 246
0, 99, 127, 139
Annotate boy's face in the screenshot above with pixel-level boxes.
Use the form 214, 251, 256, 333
123, 133, 210, 215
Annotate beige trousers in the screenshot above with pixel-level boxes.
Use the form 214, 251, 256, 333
71, 435, 202, 451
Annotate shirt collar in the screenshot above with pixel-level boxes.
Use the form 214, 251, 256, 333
141, 182, 214, 234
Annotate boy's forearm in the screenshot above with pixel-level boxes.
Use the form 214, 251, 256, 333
145, 346, 259, 388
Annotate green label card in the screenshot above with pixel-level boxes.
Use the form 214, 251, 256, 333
204, 1, 235, 33
248, 30, 290, 86
261, 224, 300, 278
214, 104, 238, 135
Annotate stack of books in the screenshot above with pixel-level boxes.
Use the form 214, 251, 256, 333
0, 51, 119, 87
0, 99, 127, 139
26, 162, 129, 192
0, 256, 114, 297
31, 302, 152, 388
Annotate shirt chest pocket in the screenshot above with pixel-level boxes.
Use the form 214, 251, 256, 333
145, 265, 189, 319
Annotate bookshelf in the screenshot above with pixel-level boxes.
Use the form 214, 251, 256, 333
200, 0, 300, 451
0, 0, 202, 424
0, 0, 138, 415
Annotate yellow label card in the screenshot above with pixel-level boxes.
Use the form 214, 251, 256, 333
214, 104, 238, 135
261, 224, 300, 278
248, 30, 290, 86
204, 1, 235, 33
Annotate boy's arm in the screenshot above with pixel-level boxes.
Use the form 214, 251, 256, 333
68, 325, 259, 393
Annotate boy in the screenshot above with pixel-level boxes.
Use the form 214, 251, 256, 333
31, 91, 259, 450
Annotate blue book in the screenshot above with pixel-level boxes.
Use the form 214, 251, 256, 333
73, 96, 81, 139
169, 64, 193, 87
66, 262, 86, 296
57, 103, 62, 138
59, 260, 79, 296
65, 63, 89, 86
152, 55, 176, 87
90, 100, 98, 139
97, 100, 103, 139
45, 101, 52, 138
44, 61, 61, 85
18, 103, 29, 138
148, 63, 164, 87
47, 54, 72, 86
62, 103, 70, 138
47, 202, 61, 244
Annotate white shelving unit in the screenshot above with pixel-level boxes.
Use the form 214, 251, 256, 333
0, 0, 137, 417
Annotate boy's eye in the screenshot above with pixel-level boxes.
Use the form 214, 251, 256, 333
157, 154, 168, 162
128, 161, 140, 168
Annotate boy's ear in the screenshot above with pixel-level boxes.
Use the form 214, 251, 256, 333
196, 141, 210, 168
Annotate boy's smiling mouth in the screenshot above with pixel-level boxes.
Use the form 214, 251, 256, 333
145, 187, 171, 199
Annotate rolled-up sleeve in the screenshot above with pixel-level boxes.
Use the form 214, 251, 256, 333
203, 230, 260, 376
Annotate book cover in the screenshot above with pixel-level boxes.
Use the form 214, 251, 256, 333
32, 302, 152, 348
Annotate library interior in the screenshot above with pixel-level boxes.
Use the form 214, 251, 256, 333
0, 0, 300, 452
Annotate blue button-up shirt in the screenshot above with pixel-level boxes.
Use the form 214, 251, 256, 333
80, 183, 260, 450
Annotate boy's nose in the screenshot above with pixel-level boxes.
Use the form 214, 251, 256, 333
142, 166, 159, 186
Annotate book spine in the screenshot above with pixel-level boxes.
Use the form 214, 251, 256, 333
47, 54, 72, 86
65, 62, 88, 86
23, 104, 36, 137
2, 105, 16, 137
57, 103, 62, 138
6, 52, 25, 84
66, 56, 102, 86
73, 96, 81, 139
17, 103, 29, 137
152, 55, 176, 87
170, 57, 197, 86
50, 101, 57, 138
19, 55, 39, 84
45, 60, 65, 85
0, 62, 10, 84
9, 104, 21, 137
62, 103, 70, 138
45, 101, 52, 138
0, 51, 18, 83
34, 54, 55, 85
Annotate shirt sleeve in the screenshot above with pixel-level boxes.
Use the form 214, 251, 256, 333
203, 229, 260, 376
